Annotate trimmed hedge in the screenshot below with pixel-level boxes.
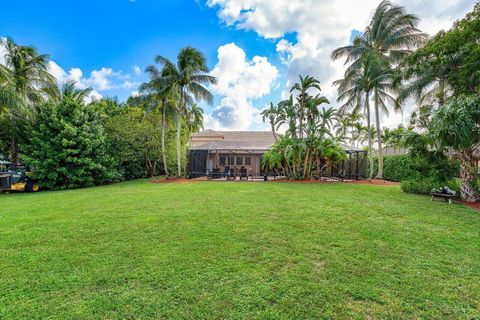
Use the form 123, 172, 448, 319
370, 154, 459, 182
401, 178, 459, 195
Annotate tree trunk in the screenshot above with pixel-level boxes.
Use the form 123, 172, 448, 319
11, 135, 18, 165
374, 91, 383, 179
366, 91, 374, 179
271, 120, 278, 142
176, 90, 184, 177
161, 104, 169, 176
459, 153, 478, 202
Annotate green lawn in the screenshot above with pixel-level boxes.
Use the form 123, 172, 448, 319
1, 180, 479, 319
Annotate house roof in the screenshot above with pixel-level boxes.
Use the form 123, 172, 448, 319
190, 140, 274, 152
190, 130, 364, 152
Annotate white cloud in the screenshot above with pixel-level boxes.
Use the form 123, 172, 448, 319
133, 64, 142, 75
46, 61, 140, 102
207, 43, 278, 130
207, 0, 476, 128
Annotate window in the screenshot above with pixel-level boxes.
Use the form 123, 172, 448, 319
229, 157, 235, 166
245, 157, 252, 166
219, 156, 226, 166
236, 156, 243, 166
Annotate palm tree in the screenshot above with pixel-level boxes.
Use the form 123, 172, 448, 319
153, 47, 216, 176
261, 102, 279, 141
290, 75, 322, 138
332, 0, 426, 179
43, 80, 93, 103
1, 37, 54, 163
318, 107, 336, 134
140, 64, 179, 177
333, 56, 378, 178
186, 103, 204, 133
430, 95, 480, 202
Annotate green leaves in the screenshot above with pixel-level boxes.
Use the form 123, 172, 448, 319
22, 98, 120, 190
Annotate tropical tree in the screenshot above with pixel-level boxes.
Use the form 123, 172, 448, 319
261, 102, 279, 141
186, 103, 204, 133
153, 47, 216, 176
332, 0, 426, 179
139, 64, 176, 176
430, 95, 480, 202
0, 37, 54, 163
290, 75, 322, 138
43, 80, 93, 103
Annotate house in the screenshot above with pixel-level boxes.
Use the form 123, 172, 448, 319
188, 130, 276, 177
187, 129, 368, 180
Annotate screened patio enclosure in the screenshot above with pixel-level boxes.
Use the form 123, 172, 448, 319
187, 140, 270, 178
187, 137, 368, 180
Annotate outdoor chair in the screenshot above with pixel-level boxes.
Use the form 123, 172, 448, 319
239, 166, 248, 180
224, 166, 235, 180
210, 168, 221, 179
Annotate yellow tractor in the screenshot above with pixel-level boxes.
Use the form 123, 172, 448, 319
0, 161, 39, 192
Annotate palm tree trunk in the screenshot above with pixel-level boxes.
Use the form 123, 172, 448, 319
11, 135, 18, 165
161, 104, 169, 176
374, 91, 384, 179
270, 120, 278, 142
366, 91, 374, 179
176, 90, 184, 177
459, 152, 478, 202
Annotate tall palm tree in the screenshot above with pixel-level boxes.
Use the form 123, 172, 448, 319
261, 102, 279, 141
1, 37, 54, 163
140, 64, 178, 177
332, 0, 426, 179
333, 56, 378, 178
154, 47, 216, 176
290, 75, 322, 138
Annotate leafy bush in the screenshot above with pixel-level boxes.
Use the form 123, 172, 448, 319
401, 178, 459, 195
22, 98, 120, 190
374, 154, 459, 182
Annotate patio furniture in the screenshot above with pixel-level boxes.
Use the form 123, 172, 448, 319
210, 168, 221, 179
239, 167, 248, 180
224, 166, 235, 180
430, 192, 454, 204
430, 187, 456, 204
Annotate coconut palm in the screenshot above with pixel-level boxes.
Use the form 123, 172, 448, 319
0, 37, 54, 163
332, 0, 427, 179
139, 64, 179, 176
153, 47, 216, 176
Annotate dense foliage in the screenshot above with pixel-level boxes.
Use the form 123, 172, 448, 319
261, 75, 347, 180
22, 98, 119, 190
382, 154, 458, 183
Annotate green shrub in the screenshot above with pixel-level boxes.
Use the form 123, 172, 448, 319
22, 98, 121, 190
401, 178, 459, 195
376, 154, 459, 182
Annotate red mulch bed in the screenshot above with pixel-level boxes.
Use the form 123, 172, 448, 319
460, 201, 480, 211
350, 179, 400, 186
271, 178, 400, 185
150, 177, 196, 184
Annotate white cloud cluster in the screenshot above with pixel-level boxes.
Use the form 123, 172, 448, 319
207, 42, 278, 130
47, 61, 140, 102
207, 0, 475, 128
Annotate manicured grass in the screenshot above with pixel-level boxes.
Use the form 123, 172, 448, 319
1, 180, 479, 319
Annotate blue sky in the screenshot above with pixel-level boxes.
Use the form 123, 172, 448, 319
1, 0, 475, 130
